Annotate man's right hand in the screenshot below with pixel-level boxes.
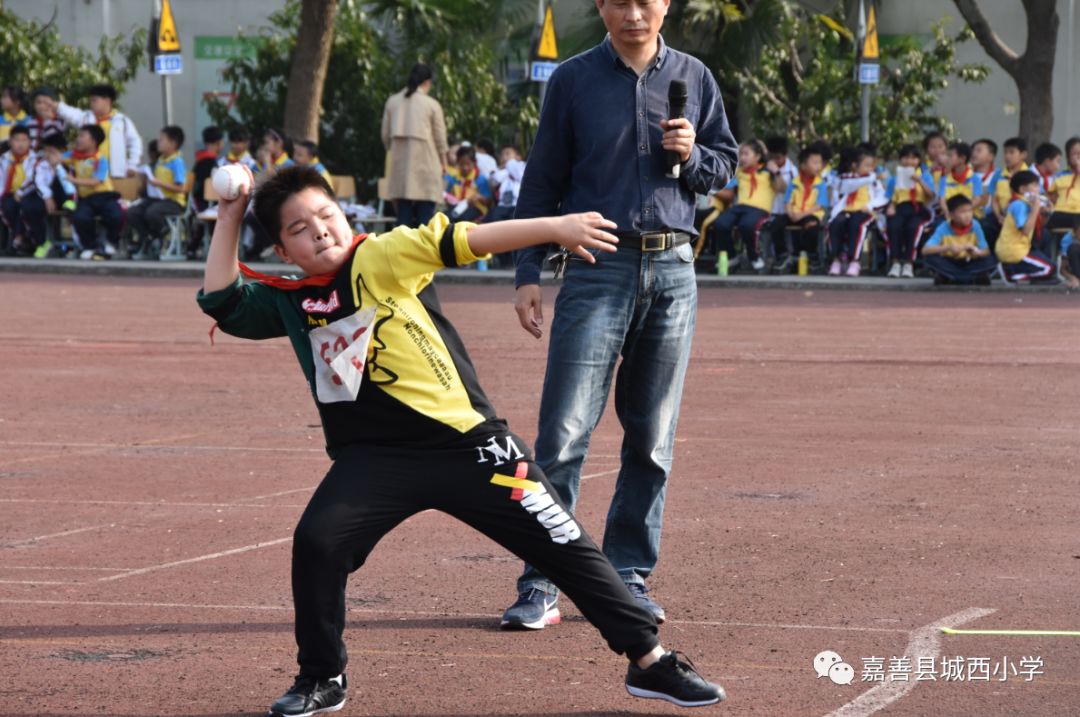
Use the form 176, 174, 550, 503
515, 284, 544, 339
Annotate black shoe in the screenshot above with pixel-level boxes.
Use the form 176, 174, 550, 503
626, 651, 725, 708
268, 674, 346, 717
772, 256, 795, 274
626, 582, 666, 624
500, 587, 560, 630
975, 272, 992, 286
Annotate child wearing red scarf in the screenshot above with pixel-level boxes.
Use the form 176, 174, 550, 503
710, 139, 784, 272
921, 195, 997, 285
0, 125, 35, 254
885, 144, 936, 278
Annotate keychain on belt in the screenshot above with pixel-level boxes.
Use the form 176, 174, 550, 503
548, 248, 570, 279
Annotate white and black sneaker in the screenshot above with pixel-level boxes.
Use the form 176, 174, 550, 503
268, 673, 346, 717
500, 588, 560, 630
625, 651, 725, 708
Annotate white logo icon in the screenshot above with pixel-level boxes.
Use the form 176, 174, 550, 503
814, 650, 854, 685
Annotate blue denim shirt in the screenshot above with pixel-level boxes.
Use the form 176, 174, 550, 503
513, 35, 738, 287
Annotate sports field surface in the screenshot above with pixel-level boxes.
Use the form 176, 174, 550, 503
1, 274, 1077, 717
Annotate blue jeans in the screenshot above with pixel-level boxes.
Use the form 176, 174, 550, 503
518, 241, 697, 595
393, 200, 435, 228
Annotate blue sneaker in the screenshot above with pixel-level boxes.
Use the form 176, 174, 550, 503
500, 588, 560, 630
626, 583, 666, 624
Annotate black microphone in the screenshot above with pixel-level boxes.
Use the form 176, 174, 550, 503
666, 80, 688, 179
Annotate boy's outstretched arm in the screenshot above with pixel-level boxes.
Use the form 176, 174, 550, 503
203, 166, 255, 293
466, 213, 619, 264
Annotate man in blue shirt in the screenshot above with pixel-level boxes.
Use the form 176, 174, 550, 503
504, 0, 737, 630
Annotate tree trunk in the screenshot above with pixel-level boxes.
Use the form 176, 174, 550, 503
952, 0, 1058, 145
283, 0, 339, 143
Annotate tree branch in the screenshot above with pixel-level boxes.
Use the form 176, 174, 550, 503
951, 0, 1020, 76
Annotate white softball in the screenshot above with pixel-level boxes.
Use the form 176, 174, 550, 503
211, 165, 251, 201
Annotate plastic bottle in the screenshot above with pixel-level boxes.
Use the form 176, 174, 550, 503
798, 251, 809, 276
476, 258, 488, 271
717, 251, 728, 276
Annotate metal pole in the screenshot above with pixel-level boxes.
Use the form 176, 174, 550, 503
153, 0, 173, 125
858, 0, 869, 142
1067, 0, 1076, 135
537, 0, 547, 109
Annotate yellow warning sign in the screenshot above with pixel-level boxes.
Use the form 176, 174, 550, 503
862, 4, 879, 61
537, 4, 558, 61
158, 0, 181, 53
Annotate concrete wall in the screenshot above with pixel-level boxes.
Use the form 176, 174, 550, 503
875, 0, 1077, 145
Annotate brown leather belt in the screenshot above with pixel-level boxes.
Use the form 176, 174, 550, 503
617, 231, 694, 252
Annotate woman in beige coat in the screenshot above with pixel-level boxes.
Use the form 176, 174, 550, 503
381, 64, 449, 228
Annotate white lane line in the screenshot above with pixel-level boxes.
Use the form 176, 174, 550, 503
823, 607, 996, 717
3, 524, 114, 548
0, 498, 303, 509
0, 597, 918, 634
0, 440, 324, 454
1, 566, 132, 571
581, 467, 619, 481
0, 579, 71, 585
95, 537, 293, 582
240, 487, 316, 502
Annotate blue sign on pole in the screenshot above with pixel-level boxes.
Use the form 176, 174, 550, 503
154, 54, 183, 75
858, 63, 879, 85
530, 61, 558, 83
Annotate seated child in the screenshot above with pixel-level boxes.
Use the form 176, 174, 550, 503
196, 166, 726, 716
65, 124, 124, 260
985, 137, 1029, 248
444, 145, 492, 222
1045, 136, 1080, 235
935, 141, 985, 229
971, 138, 999, 222
293, 140, 333, 186
885, 144, 936, 278
0, 86, 29, 153
18, 132, 72, 255
220, 126, 259, 174
827, 145, 887, 277
921, 195, 997, 285
711, 139, 783, 272
0, 125, 36, 255
772, 145, 827, 272
995, 170, 1058, 284
128, 125, 187, 257
1060, 230, 1080, 289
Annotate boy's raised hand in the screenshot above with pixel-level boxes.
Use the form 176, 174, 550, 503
553, 212, 619, 263
215, 165, 255, 229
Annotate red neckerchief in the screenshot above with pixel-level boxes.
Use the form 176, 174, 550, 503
3, 151, 28, 194
799, 171, 816, 210
845, 172, 870, 207
949, 221, 973, 236
950, 165, 972, 186
746, 163, 764, 196
69, 149, 97, 161
195, 149, 219, 162
237, 234, 367, 290
1039, 169, 1055, 192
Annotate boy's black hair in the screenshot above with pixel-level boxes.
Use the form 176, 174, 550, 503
1034, 142, 1061, 165
147, 139, 159, 157
898, 143, 921, 160
1009, 169, 1039, 194
228, 126, 251, 143
948, 141, 972, 163
296, 139, 319, 156
8, 125, 30, 139
88, 84, 117, 101
973, 138, 998, 157
1003, 137, 1028, 153
797, 146, 823, 165
160, 125, 185, 150
922, 131, 946, 151
41, 132, 67, 151
1065, 136, 1080, 157
808, 139, 833, 164
857, 141, 877, 157
252, 165, 335, 247
456, 145, 476, 162
476, 138, 496, 155
202, 125, 224, 145
79, 123, 106, 148
946, 194, 973, 213
765, 136, 789, 156
265, 128, 294, 156
838, 145, 869, 173
2, 86, 26, 106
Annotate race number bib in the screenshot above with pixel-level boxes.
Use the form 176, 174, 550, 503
308, 306, 376, 403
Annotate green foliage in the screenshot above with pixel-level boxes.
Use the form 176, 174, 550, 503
0, 7, 145, 109
721, 5, 989, 155
208, 0, 539, 194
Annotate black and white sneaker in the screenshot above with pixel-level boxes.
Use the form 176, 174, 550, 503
625, 651, 725, 708
500, 588, 560, 630
268, 673, 347, 717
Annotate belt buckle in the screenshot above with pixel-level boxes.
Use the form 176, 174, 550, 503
640, 232, 668, 252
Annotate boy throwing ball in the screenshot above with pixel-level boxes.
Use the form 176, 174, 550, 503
196, 166, 725, 716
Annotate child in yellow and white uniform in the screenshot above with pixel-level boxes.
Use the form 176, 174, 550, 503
827, 145, 887, 277
921, 194, 996, 285
1045, 136, 1080, 236
711, 139, 784, 272
995, 169, 1057, 283
985, 137, 1029, 249
884, 144, 936, 277
128, 125, 187, 257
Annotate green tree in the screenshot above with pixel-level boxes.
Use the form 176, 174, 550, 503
717, 4, 988, 155
0, 7, 145, 109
